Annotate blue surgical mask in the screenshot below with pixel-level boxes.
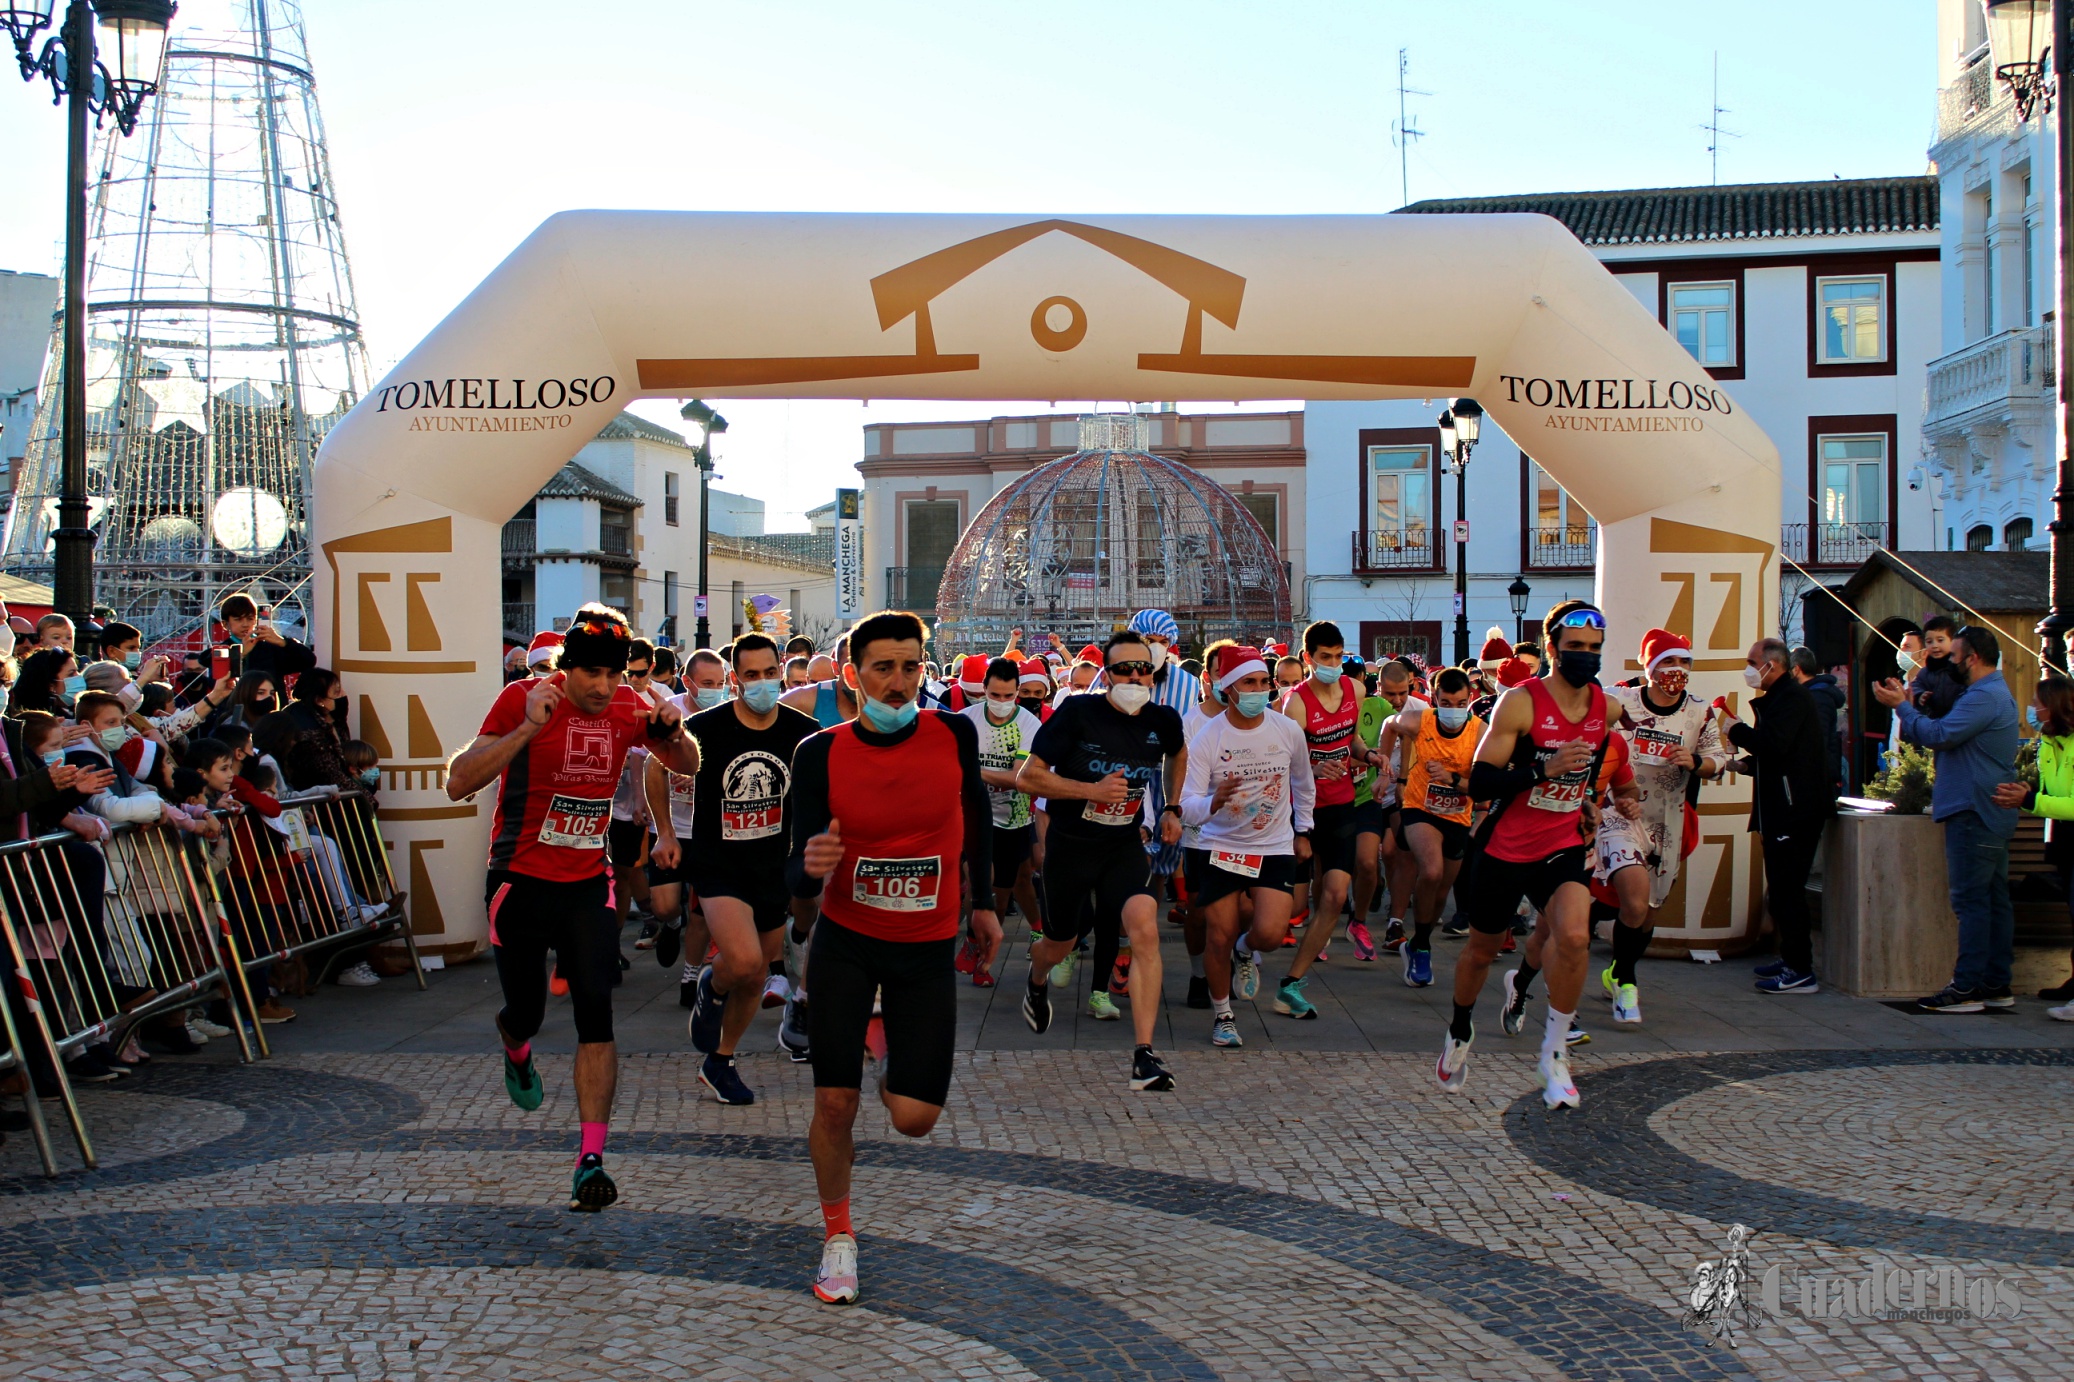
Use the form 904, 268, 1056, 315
2027, 704, 2042, 732
97, 726, 127, 752
40, 748, 62, 767
122, 651, 141, 671
1234, 690, 1272, 718
694, 686, 730, 710
1436, 706, 1472, 731
740, 679, 782, 714
358, 767, 381, 787
61, 674, 85, 699
860, 693, 919, 733
1312, 665, 1342, 685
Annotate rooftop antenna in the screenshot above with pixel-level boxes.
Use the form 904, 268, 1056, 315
1391, 47, 1429, 208
1701, 51, 1740, 185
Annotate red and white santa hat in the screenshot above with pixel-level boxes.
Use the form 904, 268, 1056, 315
526, 630, 565, 667
1640, 627, 1693, 673
1075, 643, 1104, 666
1494, 656, 1536, 688
1478, 627, 1513, 671
1212, 644, 1269, 693
1266, 641, 1289, 658
1017, 658, 1051, 688
956, 653, 991, 696
115, 734, 159, 783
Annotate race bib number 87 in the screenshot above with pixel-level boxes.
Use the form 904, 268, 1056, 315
852, 856, 943, 912
539, 794, 611, 848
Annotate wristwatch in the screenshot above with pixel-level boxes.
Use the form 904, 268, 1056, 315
1161, 803, 1183, 817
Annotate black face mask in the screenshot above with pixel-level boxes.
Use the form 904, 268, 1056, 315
1556, 650, 1602, 687
1018, 696, 1045, 713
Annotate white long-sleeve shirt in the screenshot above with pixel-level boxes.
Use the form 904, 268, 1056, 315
1180, 709, 1315, 853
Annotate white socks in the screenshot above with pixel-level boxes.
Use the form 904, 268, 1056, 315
1212, 996, 1233, 1019
1542, 1007, 1573, 1059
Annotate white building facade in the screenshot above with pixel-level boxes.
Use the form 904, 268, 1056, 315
1306, 178, 1942, 667
1923, 0, 2058, 556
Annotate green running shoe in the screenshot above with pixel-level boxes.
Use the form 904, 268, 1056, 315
1087, 990, 1120, 1021
1049, 949, 1078, 989
503, 1050, 543, 1111
569, 1152, 618, 1212
1600, 963, 1618, 1004
1272, 976, 1317, 1020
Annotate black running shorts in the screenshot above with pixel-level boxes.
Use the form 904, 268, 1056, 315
806, 914, 956, 1107
1038, 838, 1153, 944
1396, 808, 1472, 862
990, 823, 1034, 888
1181, 847, 1299, 909
1460, 845, 1591, 935
607, 818, 647, 868
685, 859, 792, 932
1352, 799, 1391, 839
486, 870, 618, 1045
1310, 801, 1358, 877
645, 834, 691, 888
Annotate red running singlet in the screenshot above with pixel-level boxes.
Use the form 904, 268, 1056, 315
1291, 678, 1359, 808
820, 711, 970, 943
1484, 677, 1608, 865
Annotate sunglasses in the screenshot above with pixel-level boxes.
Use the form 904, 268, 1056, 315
1553, 608, 1606, 630
1108, 661, 1156, 677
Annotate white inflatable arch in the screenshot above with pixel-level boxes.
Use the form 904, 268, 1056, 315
313, 212, 1779, 956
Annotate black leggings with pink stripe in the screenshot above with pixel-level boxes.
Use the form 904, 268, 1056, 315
486, 869, 618, 1045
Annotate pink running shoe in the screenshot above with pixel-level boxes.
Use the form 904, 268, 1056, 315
1349, 920, 1376, 961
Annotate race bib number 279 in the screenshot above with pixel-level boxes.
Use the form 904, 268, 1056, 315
852, 856, 943, 912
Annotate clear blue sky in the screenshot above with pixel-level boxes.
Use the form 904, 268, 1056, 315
0, 0, 1938, 527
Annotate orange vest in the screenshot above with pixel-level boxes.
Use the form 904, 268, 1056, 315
1404, 708, 1482, 825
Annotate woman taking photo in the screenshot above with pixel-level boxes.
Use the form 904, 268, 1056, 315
1996, 674, 2074, 1019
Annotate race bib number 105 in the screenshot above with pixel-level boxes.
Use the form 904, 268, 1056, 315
852, 856, 943, 912
538, 794, 611, 848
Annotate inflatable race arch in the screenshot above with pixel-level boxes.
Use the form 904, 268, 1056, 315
311, 212, 1781, 957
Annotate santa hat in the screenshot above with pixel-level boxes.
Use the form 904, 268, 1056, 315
1211, 644, 1269, 693
1017, 658, 1050, 688
526, 630, 565, 667
1640, 628, 1693, 674
1267, 642, 1289, 658
115, 734, 159, 783
1494, 656, 1535, 688
1076, 643, 1103, 665
956, 653, 991, 696
1478, 627, 1512, 670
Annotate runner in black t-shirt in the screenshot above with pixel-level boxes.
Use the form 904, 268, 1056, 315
673, 632, 820, 1106
1017, 629, 1187, 1093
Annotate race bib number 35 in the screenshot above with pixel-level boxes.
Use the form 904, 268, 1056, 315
852, 856, 943, 912
539, 794, 611, 848
1085, 791, 1142, 826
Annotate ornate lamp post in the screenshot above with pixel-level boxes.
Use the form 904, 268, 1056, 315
1508, 573, 1532, 644
4, 0, 177, 620
680, 398, 728, 649
1982, 0, 2072, 668
1439, 396, 1482, 664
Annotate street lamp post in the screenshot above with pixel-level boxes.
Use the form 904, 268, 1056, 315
1439, 397, 1482, 664
4, 0, 177, 621
1508, 574, 1532, 644
1982, 0, 2073, 669
680, 399, 728, 649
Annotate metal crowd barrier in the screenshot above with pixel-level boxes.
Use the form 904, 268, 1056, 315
0, 785, 420, 1176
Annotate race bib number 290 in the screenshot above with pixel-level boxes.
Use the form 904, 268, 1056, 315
852, 856, 943, 912
538, 794, 611, 848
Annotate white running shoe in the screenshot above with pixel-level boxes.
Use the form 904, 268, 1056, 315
2050, 1001, 2074, 1023
762, 973, 791, 1009
1610, 982, 1641, 1026
813, 1232, 859, 1304
189, 1013, 232, 1039
1233, 948, 1260, 1001
1436, 1026, 1473, 1093
335, 961, 381, 988
1540, 1049, 1580, 1109
1500, 970, 1529, 1036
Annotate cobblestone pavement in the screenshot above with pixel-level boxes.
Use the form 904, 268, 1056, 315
1, 921, 2070, 1380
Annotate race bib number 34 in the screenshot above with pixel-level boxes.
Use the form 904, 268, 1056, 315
539, 794, 611, 848
852, 856, 943, 912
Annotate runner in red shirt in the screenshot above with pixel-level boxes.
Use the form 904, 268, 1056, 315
445, 603, 700, 1212
785, 610, 994, 1306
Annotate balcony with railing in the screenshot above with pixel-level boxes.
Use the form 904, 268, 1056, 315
1524, 524, 1596, 571
1925, 324, 2055, 433
886, 566, 943, 614
1934, 57, 2008, 142
1780, 521, 1890, 570
600, 524, 631, 555
502, 602, 534, 638
1350, 529, 1439, 572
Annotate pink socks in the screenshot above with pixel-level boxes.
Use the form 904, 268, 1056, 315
579, 1121, 608, 1159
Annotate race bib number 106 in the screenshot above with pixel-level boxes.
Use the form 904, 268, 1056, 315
852, 856, 943, 912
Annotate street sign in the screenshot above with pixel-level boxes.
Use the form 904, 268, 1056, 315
1452, 519, 1470, 545
693, 595, 708, 617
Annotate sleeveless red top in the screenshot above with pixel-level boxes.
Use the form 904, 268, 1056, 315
1292, 678, 1359, 807
1485, 677, 1608, 865
821, 711, 968, 942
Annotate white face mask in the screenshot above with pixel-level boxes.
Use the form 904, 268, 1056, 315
1741, 663, 1764, 689
1144, 642, 1168, 671
1107, 683, 1151, 715
984, 697, 1017, 722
